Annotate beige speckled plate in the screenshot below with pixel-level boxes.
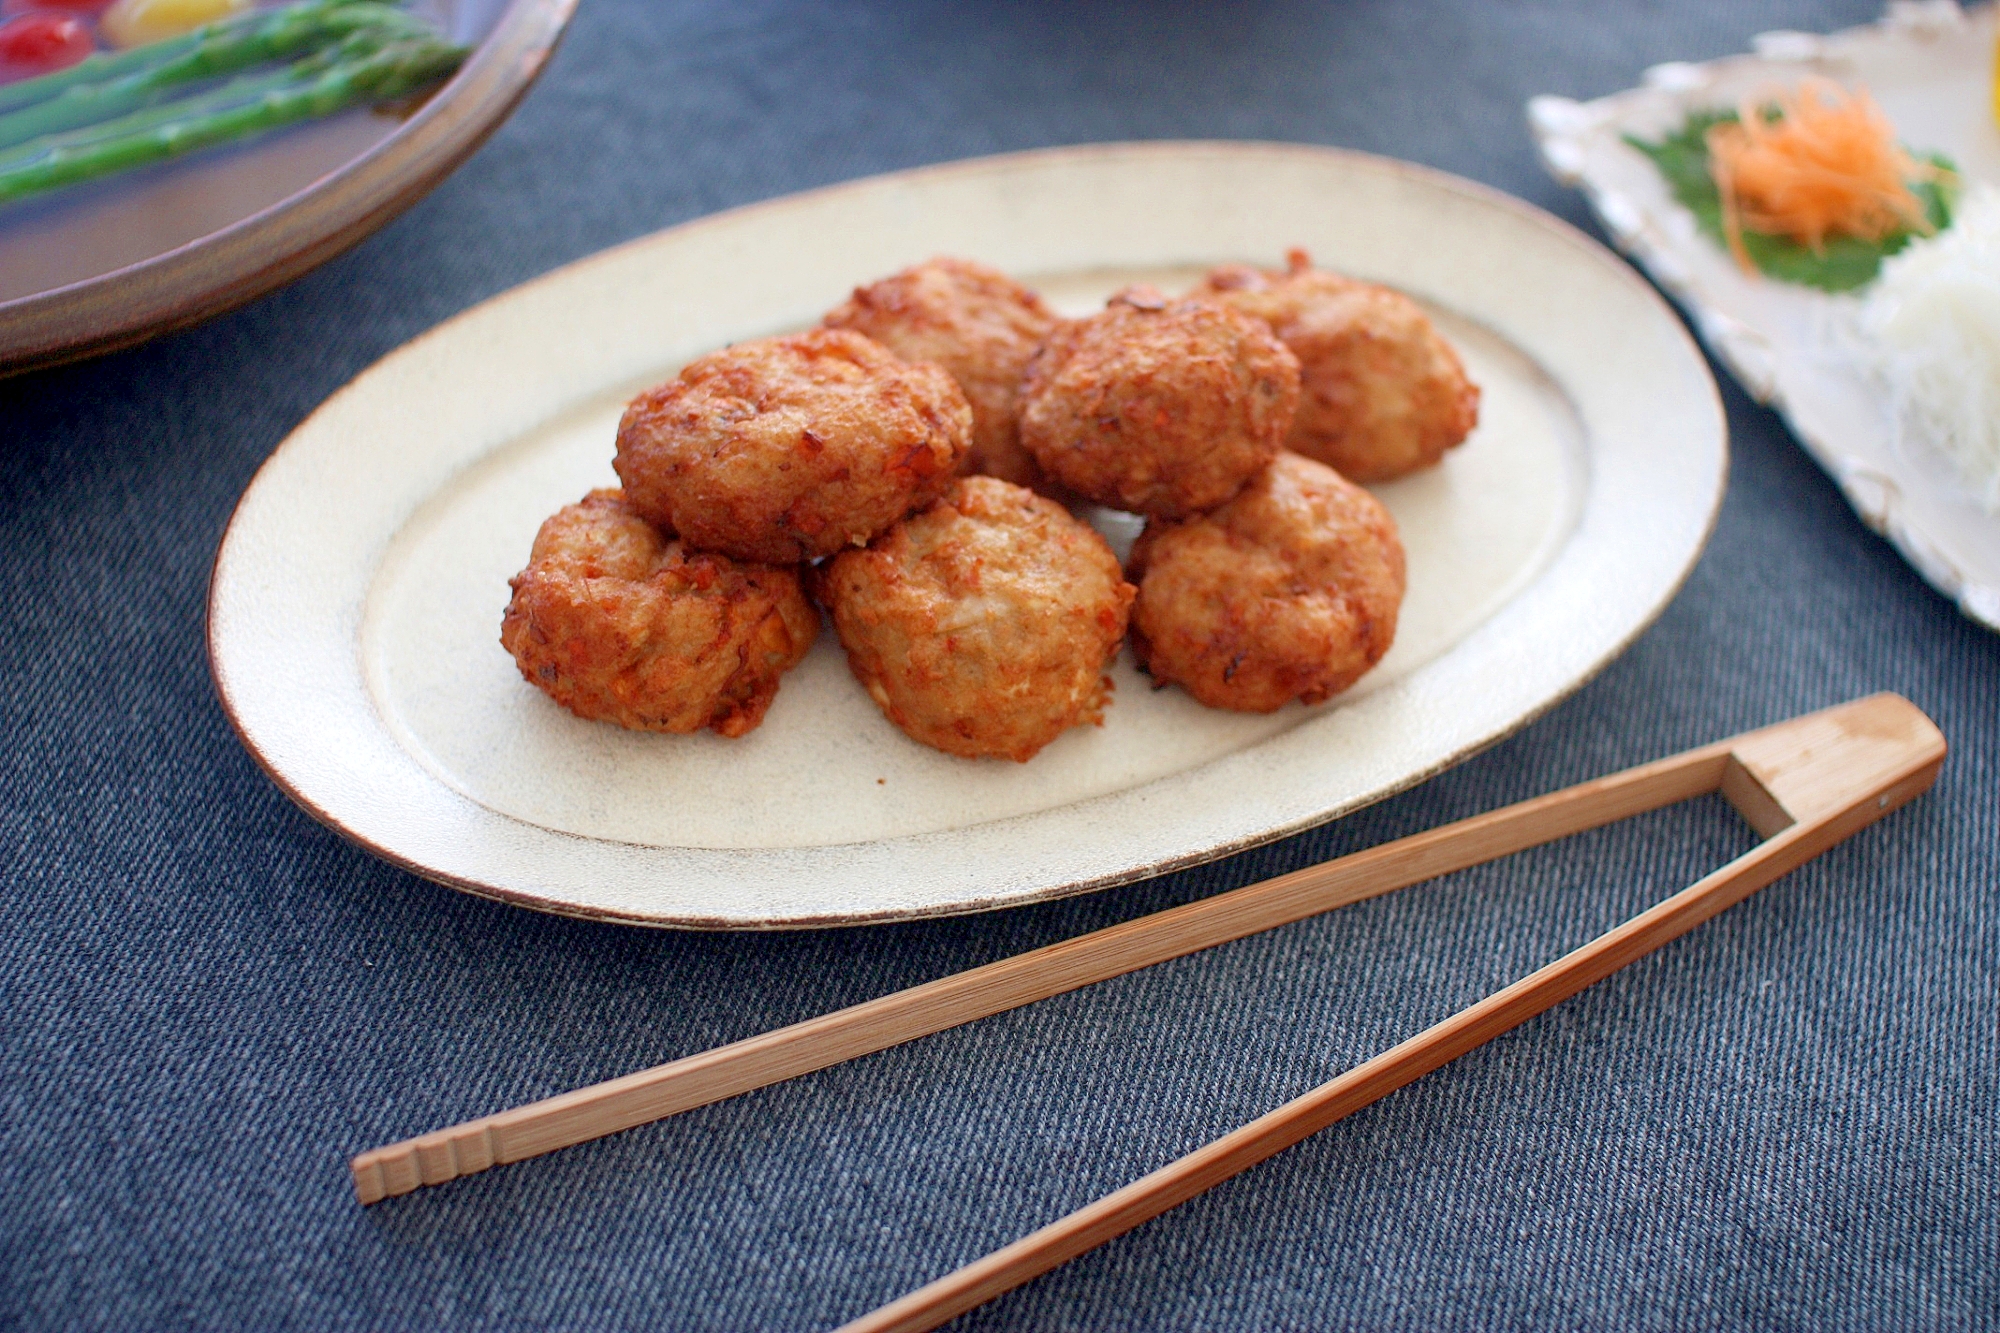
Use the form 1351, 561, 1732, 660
206, 141, 1725, 929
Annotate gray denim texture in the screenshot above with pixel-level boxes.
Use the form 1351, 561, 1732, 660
3, 1, 1996, 1328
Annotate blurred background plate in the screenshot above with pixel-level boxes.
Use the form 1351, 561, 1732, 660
1529, 3, 2000, 631
0, 0, 574, 375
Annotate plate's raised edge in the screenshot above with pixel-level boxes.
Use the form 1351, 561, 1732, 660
0, 0, 578, 378
1525, 2, 2000, 634
207, 139, 1729, 929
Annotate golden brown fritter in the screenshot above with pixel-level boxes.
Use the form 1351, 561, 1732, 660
1127, 452, 1404, 713
817, 476, 1134, 762
613, 329, 972, 564
1018, 288, 1300, 518
822, 256, 1059, 490
500, 489, 818, 737
1193, 249, 1479, 482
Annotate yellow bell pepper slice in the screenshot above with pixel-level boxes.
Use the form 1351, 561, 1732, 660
101, 0, 253, 50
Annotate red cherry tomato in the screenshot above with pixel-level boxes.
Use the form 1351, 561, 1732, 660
0, 0, 115, 16
0, 13, 93, 82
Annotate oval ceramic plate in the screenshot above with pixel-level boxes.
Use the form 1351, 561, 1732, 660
208, 141, 1726, 929
0, 0, 575, 375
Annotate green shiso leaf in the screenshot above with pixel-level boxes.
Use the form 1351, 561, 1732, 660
1624, 109, 1957, 293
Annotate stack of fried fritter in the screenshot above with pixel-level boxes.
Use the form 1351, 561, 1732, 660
501, 251, 1477, 761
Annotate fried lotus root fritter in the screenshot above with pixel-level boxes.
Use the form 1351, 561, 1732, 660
822, 256, 1059, 490
614, 328, 972, 564
817, 476, 1134, 762
500, 489, 818, 737
1018, 288, 1300, 518
1128, 452, 1404, 713
1193, 249, 1479, 483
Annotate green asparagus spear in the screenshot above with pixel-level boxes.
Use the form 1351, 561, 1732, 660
0, 29, 381, 174
0, 3, 298, 117
0, 37, 465, 205
0, 0, 354, 116
0, 0, 429, 149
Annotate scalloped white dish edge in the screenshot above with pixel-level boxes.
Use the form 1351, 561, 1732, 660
1529, 0, 2000, 632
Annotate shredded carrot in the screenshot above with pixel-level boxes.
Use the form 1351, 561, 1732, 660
1705, 78, 1945, 273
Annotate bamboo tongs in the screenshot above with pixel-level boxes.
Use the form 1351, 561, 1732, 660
352, 694, 1944, 1332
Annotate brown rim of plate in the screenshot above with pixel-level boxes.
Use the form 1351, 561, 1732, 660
0, 0, 578, 379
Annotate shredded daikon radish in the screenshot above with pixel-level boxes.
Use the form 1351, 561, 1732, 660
1854, 186, 2000, 513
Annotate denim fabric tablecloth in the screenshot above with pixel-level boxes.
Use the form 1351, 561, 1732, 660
4, 2, 1995, 1328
